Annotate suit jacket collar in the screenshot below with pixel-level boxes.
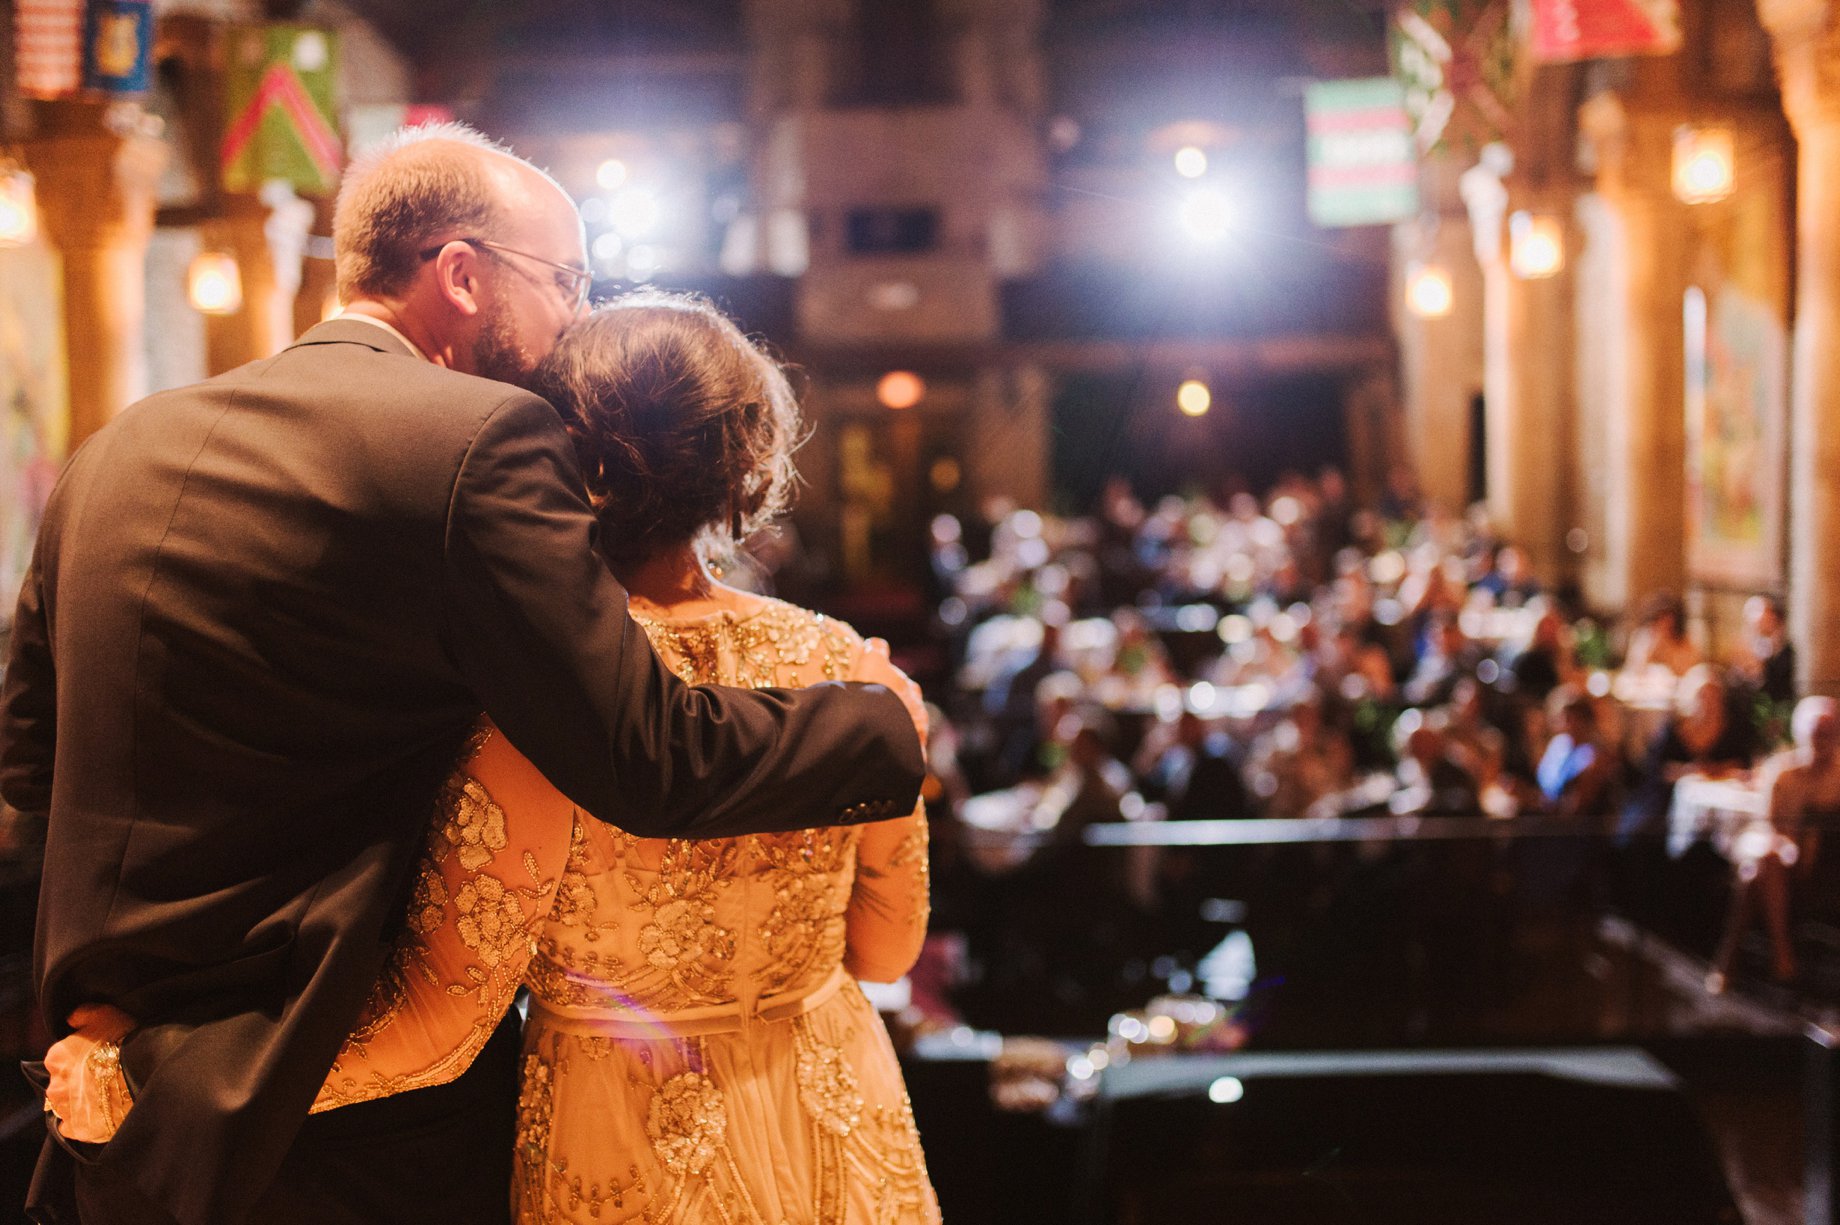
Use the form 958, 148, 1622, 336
289, 317, 422, 360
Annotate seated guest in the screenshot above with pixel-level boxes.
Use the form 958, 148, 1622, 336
1502, 602, 1578, 707
1391, 718, 1482, 817
1246, 693, 1357, 817
1437, 676, 1507, 795
1536, 688, 1616, 821
1403, 612, 1483, 708
1105, 607, 1176, 692
1475, 545, 1542, 608
1315, 621, 1398, 704
1620, 664, 1756, 840
1736, 594, 1797, 709
1708, 696, 1840, 992
984, 616, 1064, 783
1623, 590, 1701, 678
1137, 710, 1253, 823
1043, 724, 1133, 850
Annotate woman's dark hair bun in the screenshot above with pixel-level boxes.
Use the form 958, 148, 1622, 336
532, 290, 803, 566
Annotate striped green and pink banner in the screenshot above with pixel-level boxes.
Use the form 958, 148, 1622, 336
1304, 78, 1419, 229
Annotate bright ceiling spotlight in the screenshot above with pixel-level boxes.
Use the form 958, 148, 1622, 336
1176, 379, 1212, 417
595, 158, 629, 191
626, 244, 662, 280
1173, 145, 1208, 179
1177, 188, 1235, 242
1405, 261, 1454, 318
607, 187, 662, 239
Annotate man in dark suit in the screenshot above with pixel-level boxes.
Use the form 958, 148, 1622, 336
1, 125, 925, 1225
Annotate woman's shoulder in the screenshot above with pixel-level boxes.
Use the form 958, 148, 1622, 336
744, 598, 869, 674
634, 594, 869, 683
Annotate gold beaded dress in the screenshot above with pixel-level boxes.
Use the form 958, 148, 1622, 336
312, 598, 939, 1225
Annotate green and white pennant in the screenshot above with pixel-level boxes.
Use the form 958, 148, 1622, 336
221, 23, 342, 196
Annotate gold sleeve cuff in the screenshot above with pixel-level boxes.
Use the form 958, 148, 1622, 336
85, 1039, 134, 1138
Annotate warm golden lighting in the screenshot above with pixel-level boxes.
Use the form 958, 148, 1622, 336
188, 251, 244, 315
1176, 379, 1212, 417
1405, 262, 1454, 318
1508, 212, 1564, 280
930, 456, 961, 492
321, 288, 342, 322
876, 371, 925, 410
1173, 145, 1208, 178
1672, 126, 1735, 205
0, 165, 38, 248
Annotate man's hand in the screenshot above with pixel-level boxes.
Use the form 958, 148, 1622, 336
44, 1003, 137, 1143
857, 638, 929, 746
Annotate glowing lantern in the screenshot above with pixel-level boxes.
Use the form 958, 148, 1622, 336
188, 251, 244, 315
0, 164, 38, 248
877, 371, 924, 410
1508, 212, 1563, 280
1405, 262, 1454, 318
1672, 126, 1735, 205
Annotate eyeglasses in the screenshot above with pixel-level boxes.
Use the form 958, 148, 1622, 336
419, 237, 593, 312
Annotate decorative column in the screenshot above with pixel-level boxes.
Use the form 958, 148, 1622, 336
202, 183, 316, 374
293, 194, 338, 339
1460, 142, 1576, 584
1574, 87, 1690, 613
1392, 153, 1485, 513
24, 100, 167, 450
1760, 0, 1840, 695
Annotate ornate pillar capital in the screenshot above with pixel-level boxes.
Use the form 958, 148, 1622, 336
19, 100, 168, 449
1458, 144, 1512, 269
1759, 0, 1840, 135
22, 101, 167, 253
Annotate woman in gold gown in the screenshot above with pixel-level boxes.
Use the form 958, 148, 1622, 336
53, 293, 940, 1225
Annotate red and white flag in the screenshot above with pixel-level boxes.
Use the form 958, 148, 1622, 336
14, 0, 85, 98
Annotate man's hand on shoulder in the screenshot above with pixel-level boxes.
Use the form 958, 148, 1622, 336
856, 638, 928, 745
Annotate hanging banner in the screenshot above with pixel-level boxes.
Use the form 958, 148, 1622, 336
1530, 0, 1681, 63
221, 24, 343, 196
13, 0, 85, 98
1390, 0, 1518, 155
81, 0, 152, 94
346, 104, 457, 157
1304, 78, 1419, 228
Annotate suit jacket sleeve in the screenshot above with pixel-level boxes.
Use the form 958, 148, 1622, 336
1, 545, 57, 827
441, 393, 924, 838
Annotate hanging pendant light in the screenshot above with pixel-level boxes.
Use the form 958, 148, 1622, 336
0, 162, 40, 248
188, 250, 244, 315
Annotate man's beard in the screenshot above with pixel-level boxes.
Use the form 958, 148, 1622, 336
470, 298, 542, 392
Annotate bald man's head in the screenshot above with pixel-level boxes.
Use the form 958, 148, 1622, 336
332, 123, 559, 304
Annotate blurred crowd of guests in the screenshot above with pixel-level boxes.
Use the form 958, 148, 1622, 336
914, 470, 1832, 1022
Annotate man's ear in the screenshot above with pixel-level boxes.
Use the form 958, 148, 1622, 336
429, 242, 485, 318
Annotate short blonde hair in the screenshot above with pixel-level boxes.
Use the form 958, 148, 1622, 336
332, 122, 512, 301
